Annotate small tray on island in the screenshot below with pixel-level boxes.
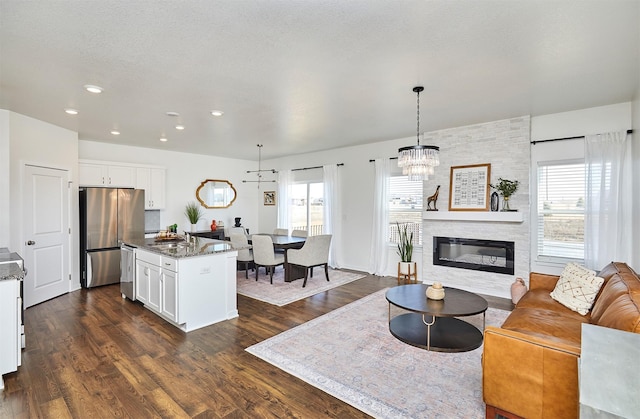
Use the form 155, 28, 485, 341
154, 232, 183, 241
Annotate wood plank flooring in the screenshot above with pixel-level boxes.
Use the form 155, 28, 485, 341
0, 274, 511, 418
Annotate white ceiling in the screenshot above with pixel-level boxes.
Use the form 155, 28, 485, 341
1, 1, 638, 160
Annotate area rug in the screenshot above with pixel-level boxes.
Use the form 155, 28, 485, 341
236, 268, 366, 306
246, 288, 510, 418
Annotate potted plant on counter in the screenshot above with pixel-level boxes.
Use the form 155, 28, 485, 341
490, 177, 520, 211
396, 222, 417, 283
184, 202, 204, 232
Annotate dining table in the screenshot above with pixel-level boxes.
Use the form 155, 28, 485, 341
248, 234, 306, 282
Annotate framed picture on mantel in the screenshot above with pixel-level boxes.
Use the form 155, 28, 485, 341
448, 163, 491, 211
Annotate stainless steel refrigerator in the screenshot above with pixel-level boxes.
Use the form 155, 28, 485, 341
79, 188, 145, 288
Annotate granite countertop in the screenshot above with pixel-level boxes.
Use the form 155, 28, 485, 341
123, 237, 234, 259
0, 262, 25, 281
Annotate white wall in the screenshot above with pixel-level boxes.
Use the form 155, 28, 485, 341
0, 110, 10, 248
8, 111, 80, 289
78, 141, 259, 234
633, 66, 640, 269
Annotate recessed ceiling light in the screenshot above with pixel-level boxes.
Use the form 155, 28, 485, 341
159, 137, 168, 142
210, 110, 224, 117
64, 108, 78, 115
175, 125, 185, 130
166, 111, 180, 117
110, 130, 120, 135
84, 84, 103, 94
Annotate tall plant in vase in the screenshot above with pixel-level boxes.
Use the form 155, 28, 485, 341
184, 202, 203, 232
396, 222, 414, 275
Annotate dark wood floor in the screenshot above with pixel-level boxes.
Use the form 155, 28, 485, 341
0, 274, 511, 418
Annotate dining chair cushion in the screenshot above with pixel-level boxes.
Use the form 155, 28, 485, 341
252, 234, 285, 284
274, 228, 288, 236
291, 229, 308, 238
287, 234, 332, 287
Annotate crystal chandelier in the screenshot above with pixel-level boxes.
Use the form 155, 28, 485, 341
398, 86, 440, 181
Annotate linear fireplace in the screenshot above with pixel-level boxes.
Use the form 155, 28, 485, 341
433, 236, 514, 275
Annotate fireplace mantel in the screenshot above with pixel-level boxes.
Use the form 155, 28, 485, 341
423, 211, 523, 223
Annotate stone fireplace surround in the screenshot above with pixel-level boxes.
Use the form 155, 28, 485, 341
421, 116, 531, 299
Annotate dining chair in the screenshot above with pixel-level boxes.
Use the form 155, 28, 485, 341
286, 234, 332, 287
252, 235, 285, 284
229, 233, 253, 279
273, 228, 288, 236
291, 229, 308, 238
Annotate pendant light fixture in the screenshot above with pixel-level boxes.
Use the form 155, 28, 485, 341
243, 144, 277, 188
397, 86, 440, 181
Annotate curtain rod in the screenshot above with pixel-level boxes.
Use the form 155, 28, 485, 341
291, 163, 344, 172
531, 129, 633, 145
368, 157, 398, 162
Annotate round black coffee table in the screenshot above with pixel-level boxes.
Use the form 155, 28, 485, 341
385, 284, 488, 352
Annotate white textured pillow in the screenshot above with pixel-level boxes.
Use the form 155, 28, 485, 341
550, 263, 604, 315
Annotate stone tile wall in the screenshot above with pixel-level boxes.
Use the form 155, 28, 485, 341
422, 116, 530, 298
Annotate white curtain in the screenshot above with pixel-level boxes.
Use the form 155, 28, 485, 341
584, 131, 633, 269
277, 170, 292, 232
369, 158, 390, 275
323, 165, 341, 268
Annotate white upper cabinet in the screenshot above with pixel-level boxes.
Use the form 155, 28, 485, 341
136, 167, 166, 209
78, 162, 135, 187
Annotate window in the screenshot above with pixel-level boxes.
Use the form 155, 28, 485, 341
536, 161, 584, 261
388, 175, 422, 245
289, 182, 324, 235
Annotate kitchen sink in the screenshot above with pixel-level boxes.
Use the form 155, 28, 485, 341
150, 242, 189, 250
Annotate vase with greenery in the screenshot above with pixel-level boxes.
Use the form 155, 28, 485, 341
490, 178, 520, 211
396, 222, 415, 275
184, 201, 203, 231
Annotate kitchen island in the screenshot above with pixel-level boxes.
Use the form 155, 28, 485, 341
123, 237, 238, 332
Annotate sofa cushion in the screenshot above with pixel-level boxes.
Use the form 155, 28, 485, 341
516, 288, 592, 321
591, 263, 640, 332
550, 263, 604, 315
501, 307, 586, 347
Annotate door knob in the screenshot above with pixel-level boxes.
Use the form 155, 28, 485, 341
26, 240, 36, 245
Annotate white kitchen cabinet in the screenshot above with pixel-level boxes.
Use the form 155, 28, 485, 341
135, 251, 161, 311
136, 167, 166, 209
133, 248, 238, 332
79, 162, 136, 187
0, 279, 19, 390
160, 265, 178, 322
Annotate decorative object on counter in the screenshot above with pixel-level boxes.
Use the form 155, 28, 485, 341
510, 277, 527, 304
490, 191, 499, 211
426, 185, 440, 211
218, 220, 224, 227
184, 201, 204, 232
397, 86, 440, 181
234, 217, 242, 227
426, 281, 445, 300
490, 177, 519, 212
195, 179, 237, 208
166, 224, 178, 233
210, 220, 217, 231
243, 144, 277, 188
263, 191, 276, 206
396, 222, 416, 283
448, 163, 491, 211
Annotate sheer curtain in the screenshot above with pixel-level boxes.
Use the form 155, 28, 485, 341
369, 158, 390, 275
584, 131, 633, 269
277, 170, 292, 232
323, 165, 341, 268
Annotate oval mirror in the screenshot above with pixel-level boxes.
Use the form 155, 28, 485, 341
196, 179, 237, 209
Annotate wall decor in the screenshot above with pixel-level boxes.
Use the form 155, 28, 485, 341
263, 191, 276, 206
448, 163, 491, 211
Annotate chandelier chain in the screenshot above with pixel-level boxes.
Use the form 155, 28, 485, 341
416, 89, 420, 145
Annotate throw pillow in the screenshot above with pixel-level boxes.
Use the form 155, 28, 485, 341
550, 263, 605, 315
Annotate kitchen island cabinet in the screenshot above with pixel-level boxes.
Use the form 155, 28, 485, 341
0, 263, 23, 391
130, 238, 237, 332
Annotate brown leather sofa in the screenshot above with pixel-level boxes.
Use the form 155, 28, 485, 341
482, 261, 640, 419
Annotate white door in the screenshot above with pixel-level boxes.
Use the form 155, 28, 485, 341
23, 165, 70, 307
